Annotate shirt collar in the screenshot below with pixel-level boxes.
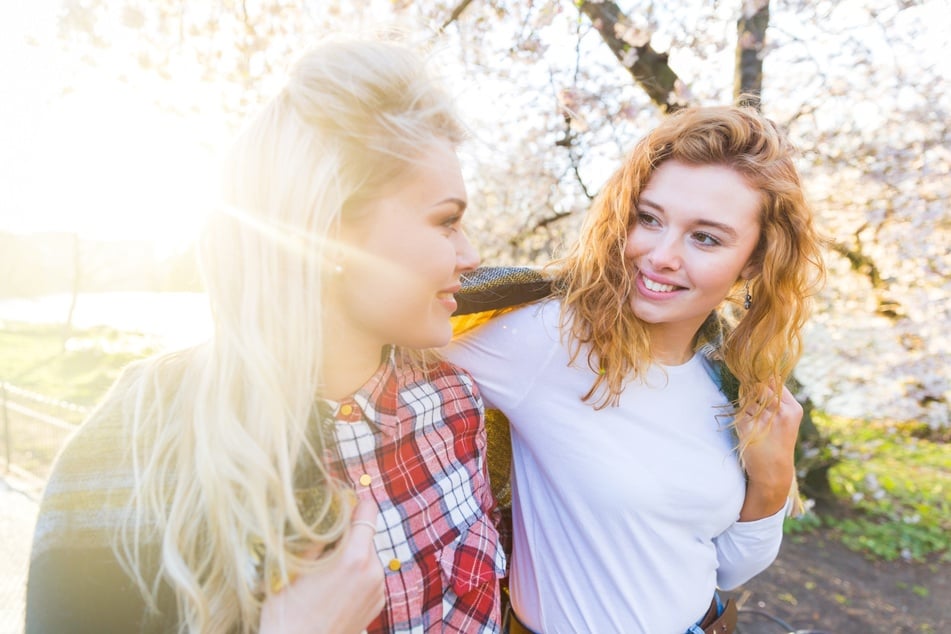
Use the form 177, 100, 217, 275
319, 346, 401, 436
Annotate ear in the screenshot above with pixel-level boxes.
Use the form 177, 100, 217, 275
739, 260, 760, 281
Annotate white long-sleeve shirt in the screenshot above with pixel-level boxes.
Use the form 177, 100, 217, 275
446, 299, 784, 634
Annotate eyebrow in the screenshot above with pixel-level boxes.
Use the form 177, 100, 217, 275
431, 197, 468, 212
637, 198, 740, 240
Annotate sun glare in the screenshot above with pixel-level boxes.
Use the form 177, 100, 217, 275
0, 0, 226, 255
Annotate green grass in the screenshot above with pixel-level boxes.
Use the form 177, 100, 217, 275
0, 321, 158, 406
786, 412, 951, 563
1, 321, 159, 478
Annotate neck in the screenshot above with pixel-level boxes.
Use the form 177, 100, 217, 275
320, 313, 387, 401
646, 322, 700, 366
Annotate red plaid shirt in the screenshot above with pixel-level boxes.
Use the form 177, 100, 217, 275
318, 349, 505, 633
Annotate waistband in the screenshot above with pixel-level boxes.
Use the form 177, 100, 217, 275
503, 595, 738, 634
688, 594, 738, 634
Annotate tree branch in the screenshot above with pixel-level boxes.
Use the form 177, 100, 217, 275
829, 239, 904, 320
441, 0, 476, 31
576, 0, 688, 113
508, 211, 572, 247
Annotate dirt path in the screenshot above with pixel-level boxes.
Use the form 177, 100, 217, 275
731, 529, 949, 633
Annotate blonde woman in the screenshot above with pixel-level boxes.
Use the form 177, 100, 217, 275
26, 38, 505, 634
447, 106, 825, 634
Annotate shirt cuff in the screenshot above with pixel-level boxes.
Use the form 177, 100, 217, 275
734, 498, 790, 530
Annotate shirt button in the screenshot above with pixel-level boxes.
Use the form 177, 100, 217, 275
359, 474, 372, 487
388, 559, 401, 571
340, 404, 353, 416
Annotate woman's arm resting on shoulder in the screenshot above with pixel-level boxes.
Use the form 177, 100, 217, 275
260, 499, 385, 634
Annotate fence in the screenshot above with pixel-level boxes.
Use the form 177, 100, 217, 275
1, 382, 85, 482
1, 383, 85, 634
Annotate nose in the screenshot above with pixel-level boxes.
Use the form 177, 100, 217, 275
647, 233, 682, 270
454, 228, 480, 273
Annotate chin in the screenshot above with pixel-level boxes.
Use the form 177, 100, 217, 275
631, 307, 661, 324
428, 331, 453, 349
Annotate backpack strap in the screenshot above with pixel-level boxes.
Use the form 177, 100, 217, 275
698, 343, 740, 404
699, 344, 741, 449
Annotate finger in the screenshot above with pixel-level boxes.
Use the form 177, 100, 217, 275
297, 499, 378, 561
298, 542, 327, 560
348, 498, 379, 542
780, 385, 798, 404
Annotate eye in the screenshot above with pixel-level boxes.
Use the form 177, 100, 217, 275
636, 211, 660, 227
692, 231, 722, 247
440, 213, 462, 231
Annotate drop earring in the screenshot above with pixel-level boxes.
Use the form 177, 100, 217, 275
743, 280, 752, 310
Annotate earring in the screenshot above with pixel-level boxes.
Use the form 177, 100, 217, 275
743, 280, 752, 310
333, 263, 344, 275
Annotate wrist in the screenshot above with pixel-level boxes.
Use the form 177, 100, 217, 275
739, 477, 792, 521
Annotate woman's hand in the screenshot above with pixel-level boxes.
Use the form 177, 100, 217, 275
259, 498, 386, 634
735, 385, 803, 521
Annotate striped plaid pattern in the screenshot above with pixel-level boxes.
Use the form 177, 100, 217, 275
319, 349, 506, 633
27, 352, 504, 633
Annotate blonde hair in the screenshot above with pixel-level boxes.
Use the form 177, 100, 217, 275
556, 105, 824, 420
117, 37, 465, 633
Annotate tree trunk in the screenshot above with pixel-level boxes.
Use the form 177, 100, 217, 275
788, 375, 838, 509
735, 0, 769, 108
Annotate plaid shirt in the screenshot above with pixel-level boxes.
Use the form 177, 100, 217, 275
317, 349, 505, 633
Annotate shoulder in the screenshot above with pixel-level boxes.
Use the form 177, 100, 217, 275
47, 360, 147, 476
33, 351, 200, 561
698, 344, 740, 403
31, 368, 138, 560
465, 298, 562, 342
392, 357, 484, 430
55, 350, 194, 460
422, 356, 476, 388
38, 351, 195, 517
444, 299, 564, 391
396, 355, 480, 400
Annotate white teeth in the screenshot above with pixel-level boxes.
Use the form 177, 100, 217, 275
643, 278, 676, 293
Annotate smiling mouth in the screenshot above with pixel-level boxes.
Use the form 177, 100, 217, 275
642, 277, 678, 293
